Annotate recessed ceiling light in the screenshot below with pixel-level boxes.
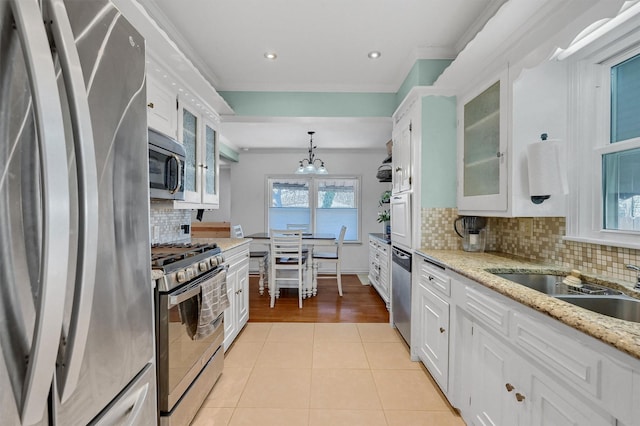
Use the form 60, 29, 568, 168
368, 51, 381, 59
264, 52, 277, 60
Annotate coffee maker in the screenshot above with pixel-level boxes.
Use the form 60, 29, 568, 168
454, 216, 487, 252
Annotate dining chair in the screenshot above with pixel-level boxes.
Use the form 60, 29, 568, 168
286, 224, 310, 233
232, 224, 269, 295
312, 225, 346, 296
231, 224, 244, 238
269, 229, 307, 308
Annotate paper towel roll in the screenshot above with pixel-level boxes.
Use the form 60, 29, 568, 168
527, 139, 568, 196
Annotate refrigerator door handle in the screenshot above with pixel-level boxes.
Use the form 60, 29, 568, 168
44, 0, 100, 403
10, 0, 71, 424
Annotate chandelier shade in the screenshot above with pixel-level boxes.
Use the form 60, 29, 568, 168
294, 131, 328, 174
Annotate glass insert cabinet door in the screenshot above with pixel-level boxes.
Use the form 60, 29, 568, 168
181, 106, 199, 202
177, 100, 220, 206
202, 122, 218, 204
458, 78, 508, 212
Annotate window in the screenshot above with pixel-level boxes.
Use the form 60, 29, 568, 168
603, 53, 640, 231
267, 176, 360, 241
567, 21, 640, 249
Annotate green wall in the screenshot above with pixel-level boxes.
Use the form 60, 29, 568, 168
219, 142, 239, 162
219, 59, 453, 118
396, 59, 453, 106
421, 95, 457, 208
218, 91, 396, 117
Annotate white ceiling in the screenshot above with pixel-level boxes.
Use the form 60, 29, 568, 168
136, 0, 507, 150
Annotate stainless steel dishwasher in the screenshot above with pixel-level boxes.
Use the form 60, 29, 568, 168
392, 246, 412, 345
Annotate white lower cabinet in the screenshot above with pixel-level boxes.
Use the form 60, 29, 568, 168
462, 318, 613, 426
416, 257, 450, 393
368, 235, 390, 309
223, 244, 250, 351
413, 256, 639, 426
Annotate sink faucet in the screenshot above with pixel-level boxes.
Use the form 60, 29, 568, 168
626, 264, 640, 290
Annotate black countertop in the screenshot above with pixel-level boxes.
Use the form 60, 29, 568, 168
369, 233, 391, 244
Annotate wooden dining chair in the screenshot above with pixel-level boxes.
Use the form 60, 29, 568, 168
233, 224, 269, 295
269, 229, 307, 308
312, 226, 347, 296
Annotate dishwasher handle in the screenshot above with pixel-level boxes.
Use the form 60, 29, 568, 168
392, 248, 410, 260
392, 247, 412, 272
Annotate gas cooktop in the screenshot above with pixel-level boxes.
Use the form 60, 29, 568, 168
151, 243, 220, 268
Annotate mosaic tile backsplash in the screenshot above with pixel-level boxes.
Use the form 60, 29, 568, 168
420, 208, 461, 250
150, 200, 191, 244
421, 209, 640, 287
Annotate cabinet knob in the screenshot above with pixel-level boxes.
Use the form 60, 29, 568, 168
428, 275, 434, 281
515, 393, 526, 402
395, 167, 402, 172
439, 327, 445, 333
496, 152, 504, 158
505, 383, 514, 392
147, 102, 154, 108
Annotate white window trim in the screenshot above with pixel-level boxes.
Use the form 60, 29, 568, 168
265, 175, 362, 243
566, 27, 640, 249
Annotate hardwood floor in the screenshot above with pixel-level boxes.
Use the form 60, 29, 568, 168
248, 274, 390, 323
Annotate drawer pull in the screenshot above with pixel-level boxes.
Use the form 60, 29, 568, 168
505, 383, 514, 392
439, 327, 446, 333
515, 393, 526, 402
428, 275, 435, 281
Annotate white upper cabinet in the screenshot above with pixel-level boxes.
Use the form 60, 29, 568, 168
392, 97, 420, 195
176, 98, 220, 209
146, 74, 177, 139
392, 113, 412, 194
457, 60, 568, 217
458, 76, 508, 213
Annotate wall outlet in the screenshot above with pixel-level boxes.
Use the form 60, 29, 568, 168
520, 218, 533, 237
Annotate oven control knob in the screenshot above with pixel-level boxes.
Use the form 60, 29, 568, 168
176, 271, 186, 283
210, 257, 218, 267
199, 262, 208, 272
217, 255, 225, 265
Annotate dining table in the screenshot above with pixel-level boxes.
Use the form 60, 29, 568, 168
246, 232, 336, 298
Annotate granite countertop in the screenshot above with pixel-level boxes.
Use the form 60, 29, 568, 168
192, 237, 251, 252
416, 249, 640, 360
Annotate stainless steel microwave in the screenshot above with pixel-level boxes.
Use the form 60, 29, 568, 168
149, 128, 185, 200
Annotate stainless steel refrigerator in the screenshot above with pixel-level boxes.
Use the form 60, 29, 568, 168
0, 0, 157, 424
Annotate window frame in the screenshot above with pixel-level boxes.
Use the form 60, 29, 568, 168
566, 28, 640, 249
265, 175, 362, 243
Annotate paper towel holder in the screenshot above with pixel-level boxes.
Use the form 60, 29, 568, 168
531, 195, 550, 204
530, 133, 551, 204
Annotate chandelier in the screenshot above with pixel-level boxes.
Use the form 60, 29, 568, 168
295, 131, 328, 174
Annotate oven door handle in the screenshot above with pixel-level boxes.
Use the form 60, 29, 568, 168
168, 282, 202, 308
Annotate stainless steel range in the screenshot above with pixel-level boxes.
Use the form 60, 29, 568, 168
152, 243, 228, 426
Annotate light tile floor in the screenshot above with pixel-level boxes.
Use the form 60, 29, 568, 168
191, 323, 466, 426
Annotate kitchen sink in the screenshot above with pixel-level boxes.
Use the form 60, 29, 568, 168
493, 273, 562, 295
555, 295, 640, 323
492, 272, 622, 296
492, 272, 639, 322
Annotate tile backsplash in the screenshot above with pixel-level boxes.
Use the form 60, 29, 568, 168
150, 200, 191, 244
420, 208, 461, 250
489, 217, 640, 284
421, 209, 640, 286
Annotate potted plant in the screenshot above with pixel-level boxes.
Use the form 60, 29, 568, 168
379, 190, 391, 206
377, 210, 391, 236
